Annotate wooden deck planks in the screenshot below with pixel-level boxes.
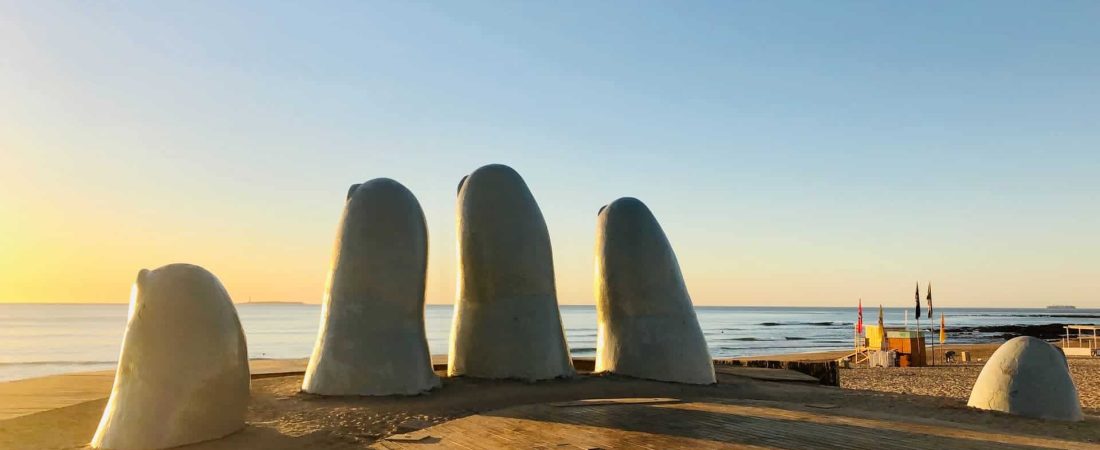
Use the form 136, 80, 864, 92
713, 366, 820, 383
373, 398, 1097, 450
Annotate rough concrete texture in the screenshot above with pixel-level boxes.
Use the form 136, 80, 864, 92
967, 336, 1082, 421
449, 164, 574, 380
595, 198, 715, 384
303, 178, 440, 396
91, 264, 249, 449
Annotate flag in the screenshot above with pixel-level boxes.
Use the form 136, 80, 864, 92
914, 281, 922, 319
939, 312, 946, 344
926, 282, 933, 318
857, 298, 863, 334
877, 304, 885, 349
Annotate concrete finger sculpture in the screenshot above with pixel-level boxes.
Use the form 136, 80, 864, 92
91, 264, 249, 450
449, 164, 574, 380
303, 178, 440, 396
967, 336, 1082, 421
595, 198, 715, 384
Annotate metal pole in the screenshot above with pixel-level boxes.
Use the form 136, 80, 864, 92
916, 316, 921, 366
931, 321, 936, 367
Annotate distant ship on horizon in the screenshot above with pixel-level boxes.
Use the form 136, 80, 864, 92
1047, 305, 1077, 310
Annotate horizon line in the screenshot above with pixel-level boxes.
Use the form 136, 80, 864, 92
0, 301, 1090, 310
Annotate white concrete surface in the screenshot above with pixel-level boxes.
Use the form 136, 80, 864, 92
303, 178, 440, 396
91, 264, 249, 449
594, 197, 715, 384
967, 336, 1082, 421
448, 164, 574, 380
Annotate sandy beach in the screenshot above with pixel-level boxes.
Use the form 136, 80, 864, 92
841, 358, 1100, 412
841, 352, 1100, 413
745, 342, 1100, 412
2, 342, 1100, 449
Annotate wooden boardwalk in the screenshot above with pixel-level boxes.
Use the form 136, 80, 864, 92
713, 366, 820, 383
373, 398, 1098, 450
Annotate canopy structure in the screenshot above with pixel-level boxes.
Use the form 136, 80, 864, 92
1062, 325, 1100, 357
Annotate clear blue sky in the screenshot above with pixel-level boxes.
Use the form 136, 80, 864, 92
2, 1, 1098, 306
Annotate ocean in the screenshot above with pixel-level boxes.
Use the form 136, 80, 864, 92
2, 303, 1097, 382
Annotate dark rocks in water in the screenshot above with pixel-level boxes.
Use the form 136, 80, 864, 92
948, 323, 1068, 341
758, 321, 842, 327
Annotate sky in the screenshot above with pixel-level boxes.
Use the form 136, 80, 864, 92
1, 1, 1098, 307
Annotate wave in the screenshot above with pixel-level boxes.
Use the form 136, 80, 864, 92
707, 336, 773, 342
758, 321, 848, 327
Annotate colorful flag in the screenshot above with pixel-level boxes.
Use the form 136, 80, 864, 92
926, 282, 933, 318
939, 312, 946, 344
857, 298, 863, 334
914, 281, 922, 319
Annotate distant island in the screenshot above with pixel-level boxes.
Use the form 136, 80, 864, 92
1047, 305, 1077, 310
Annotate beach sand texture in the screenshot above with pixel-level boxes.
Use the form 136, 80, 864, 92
3, 346, 1100, 449
756, 342, 1100, 413
842, 358, 1100, 412
5, 370, 1100, 449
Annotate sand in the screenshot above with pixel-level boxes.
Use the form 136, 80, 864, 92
750, 341, 1100, 412
3, 368, 1100, 448
0, 359, 309, 421
4, 345, 1100, 449
842, 357, 1100, 413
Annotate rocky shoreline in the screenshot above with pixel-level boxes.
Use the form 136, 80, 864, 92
948, 323, 1069, 341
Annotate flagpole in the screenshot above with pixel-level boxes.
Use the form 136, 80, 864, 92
853, 326, 857, 364
854, 298, 864, 365
917, 313, 923, 365
915, 281, 921, 366
927, 282, 934, 366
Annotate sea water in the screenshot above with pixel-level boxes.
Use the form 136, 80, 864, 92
1, 303, 1096, 382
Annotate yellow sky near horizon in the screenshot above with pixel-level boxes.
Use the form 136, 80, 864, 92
2, 183, 1090, 309
1, 141, 1094, 308
2, 142, 1094, 308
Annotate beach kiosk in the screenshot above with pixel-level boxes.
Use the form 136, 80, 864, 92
1062, 325, 1100, 357
862, 325, 927, 367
